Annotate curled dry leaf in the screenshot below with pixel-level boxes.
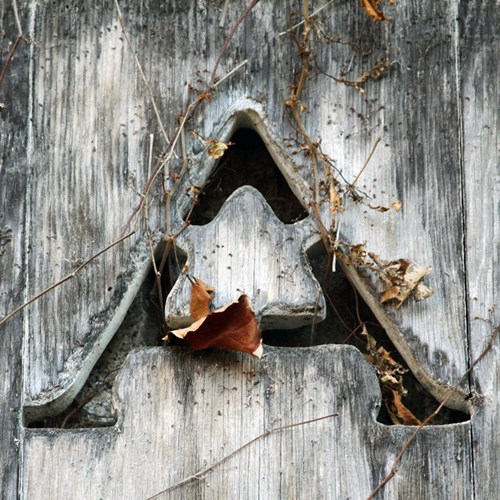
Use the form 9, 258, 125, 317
376, 258, 434, 308
165, 294, 263, 358
340, 245, 434, 307
189, 276, 215, 321
386, 389, 422, 426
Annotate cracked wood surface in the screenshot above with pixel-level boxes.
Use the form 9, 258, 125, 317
0, 0, 498, 498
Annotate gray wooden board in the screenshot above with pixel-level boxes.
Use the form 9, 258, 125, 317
0, 1, 30, 496
20, 0, 471, 418
22, 346, 473, 499
460, 0, 500, 497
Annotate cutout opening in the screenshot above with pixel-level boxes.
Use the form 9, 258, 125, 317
263, 245, 469, 425
189, 128, 308, 225
29, 127, 469, 427
27, 259, 170, 429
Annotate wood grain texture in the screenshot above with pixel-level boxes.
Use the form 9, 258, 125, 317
21, 0, 472, 418
309, 0, 470, 407
0, 1, 30, 495
460, 0, 500, 497
23, 346, 473, 499
166, 186, 325, 329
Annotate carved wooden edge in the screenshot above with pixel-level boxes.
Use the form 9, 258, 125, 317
23, 238, 156, 422
339, 257, 472, 413
23, 100, 318, 420
22, 346, 473, 499
165, 185, 326, 329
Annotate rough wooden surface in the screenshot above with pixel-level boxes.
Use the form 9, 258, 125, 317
460, 1, 500, 497
0, 0, 497, 497
23, 346, 473, 499
0, 1, 29, 496
17, 0, 473, 419
166, 186, 325, 329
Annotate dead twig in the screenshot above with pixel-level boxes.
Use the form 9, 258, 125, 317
209, 0, 260, 85
367, 322, 499, 499
351, 137, 381, 187
0, 0, 24, 90
147, 413, 338, 499
120, 2, 259, 237
279, 0, 336, 36
0, 232, 135, 327
113, 0, 170, 150
144, 134, 164, 318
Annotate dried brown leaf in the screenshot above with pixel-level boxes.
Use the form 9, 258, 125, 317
361, 326, 419, 426
386, 389, 422, 426
378, 259, 433, 307
166, 295, 263, 358
190, 276, 215, 321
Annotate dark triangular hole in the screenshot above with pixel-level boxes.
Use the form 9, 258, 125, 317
189, 128, 308, 225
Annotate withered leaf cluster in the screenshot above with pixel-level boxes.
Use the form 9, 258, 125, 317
362, 326, 421, 425
340, 243, 434, 308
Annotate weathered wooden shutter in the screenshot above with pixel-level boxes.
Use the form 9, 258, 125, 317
0, 0, 498, 498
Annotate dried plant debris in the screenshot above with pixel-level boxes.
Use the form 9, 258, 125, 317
339, 243, 434, 307
360, 0, 396, 22
207, 139, 233, 159
334, 59, 397, 93
368, 199, 402, 213
191, 130, 233, 159
362, 326, 421, 425
165, 276, 263, 358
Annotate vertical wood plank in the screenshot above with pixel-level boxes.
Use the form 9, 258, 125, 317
0, 0, 30, 495
460, 0, 500, 497
306, 0, 470, 405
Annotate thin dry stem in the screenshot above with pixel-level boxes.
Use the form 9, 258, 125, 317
0, 1, 24, 90
352, 137, 381, 187
113, 0, 171, 150
219, 0, 230, 28
144, 134, 164, 314
121, 1, 259, 236
12, 0, 23, 36
279, 0, 336, 36
147, 413, 338, 499
209, 0, 261, 85
0, 232, 135, 327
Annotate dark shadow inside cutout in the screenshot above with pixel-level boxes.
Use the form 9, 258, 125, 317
29, 129, 469, 428
188, 128, 308, 225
